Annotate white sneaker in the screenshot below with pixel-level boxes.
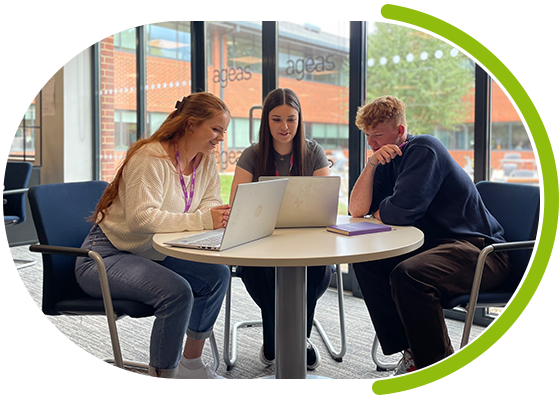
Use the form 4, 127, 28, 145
392, 349, 417, 376
175, 363, 227, 379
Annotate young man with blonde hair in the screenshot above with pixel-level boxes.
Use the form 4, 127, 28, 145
349, 95, 510, 374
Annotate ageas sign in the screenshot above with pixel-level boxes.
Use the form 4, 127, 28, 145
285, 55, 336, 81
212, 66, 252, 88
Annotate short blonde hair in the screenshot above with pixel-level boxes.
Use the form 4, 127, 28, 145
355, 95, 407, 132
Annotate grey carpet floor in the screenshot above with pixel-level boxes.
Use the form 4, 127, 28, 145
12, 245, 484, 379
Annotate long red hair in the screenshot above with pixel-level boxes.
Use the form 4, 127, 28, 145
91, 92, 230, 224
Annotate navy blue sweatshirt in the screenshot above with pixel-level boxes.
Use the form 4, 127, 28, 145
370, 134, 505, 244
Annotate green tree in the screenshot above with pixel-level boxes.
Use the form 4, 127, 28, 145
367, 23, 474, 137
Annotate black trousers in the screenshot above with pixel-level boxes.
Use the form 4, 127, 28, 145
353, 237, 509, 369
240, 265, 333, 359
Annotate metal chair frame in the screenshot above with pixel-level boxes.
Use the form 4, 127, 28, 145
29, 182, 220, 380
29, 244, 220, 372
371, 241, 535, 371
371, 181, 539, 371
5, 188, 36, 269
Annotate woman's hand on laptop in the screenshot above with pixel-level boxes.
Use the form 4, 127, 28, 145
211, 205, 231, 229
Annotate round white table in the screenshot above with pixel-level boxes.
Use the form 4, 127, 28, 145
153, 215, 424, 379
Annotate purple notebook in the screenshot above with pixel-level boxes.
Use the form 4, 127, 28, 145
326, 222, 392, 236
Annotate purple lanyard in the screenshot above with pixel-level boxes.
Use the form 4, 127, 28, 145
175, 150, 196, 213
275, 154, 293, 176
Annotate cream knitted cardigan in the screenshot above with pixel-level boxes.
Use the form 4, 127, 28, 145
99, 142, 222, 260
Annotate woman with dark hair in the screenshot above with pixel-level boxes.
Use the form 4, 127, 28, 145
229, 88, 332, 370
76, 92, 231, 379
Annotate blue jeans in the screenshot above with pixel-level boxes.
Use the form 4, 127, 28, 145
75, 225, 229, 377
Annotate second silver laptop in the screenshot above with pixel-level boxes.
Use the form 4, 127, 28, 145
258, 176, 340, 228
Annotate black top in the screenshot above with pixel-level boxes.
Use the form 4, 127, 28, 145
370, 134, 505, 243
236, 139, 329, 180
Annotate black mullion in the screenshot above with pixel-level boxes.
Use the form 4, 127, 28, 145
343, 21, 368, 294
136, 25, 146, 140
348, 21, 367, 202
472, 64, 493, 322
191, 21, 207, 93
474, 64, 492, 183
262, 21, 278, 100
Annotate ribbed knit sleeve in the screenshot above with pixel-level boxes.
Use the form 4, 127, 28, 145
99, 142, 223, 260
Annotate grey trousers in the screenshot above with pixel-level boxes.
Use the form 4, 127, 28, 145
353, 237, 509, 369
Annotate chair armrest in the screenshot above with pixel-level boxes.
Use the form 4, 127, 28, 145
29, 244, 91, 258
471, 240, 535, 297
3, 188, 29, 196
29, 244, 119, 336
459, 239, 536, 347
489, 240, 535, 253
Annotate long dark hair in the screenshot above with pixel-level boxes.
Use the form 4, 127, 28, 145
254, 88, 306, 180
91, 92, 230, 224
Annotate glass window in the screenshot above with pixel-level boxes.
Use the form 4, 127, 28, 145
226, 33, 262, 74
147, 22, 191, 61
148, 112, 169, 136
145, 22, 192, 135
490, 81, 538, 186
310, 123, 326, 140
98, 32, 137, 182
114, 28, 135, 52
278, 22, 348, 87
365, 22, 476, 180
2, 83, 41, 165
97, 23, 192, 182
279, 21, 350, 216
228, 118, 251, 149
114, 110, 136, 151
207, 21, 263, 204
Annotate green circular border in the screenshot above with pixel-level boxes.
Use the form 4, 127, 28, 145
370, 4, 559, 395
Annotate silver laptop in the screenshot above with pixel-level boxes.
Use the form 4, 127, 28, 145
164, 179, 288, 251
258, 176, 340, 228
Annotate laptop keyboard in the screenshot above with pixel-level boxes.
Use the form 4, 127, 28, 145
187, 232, 223, 247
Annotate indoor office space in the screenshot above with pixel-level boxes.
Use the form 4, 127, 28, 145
5, 21, 539, 379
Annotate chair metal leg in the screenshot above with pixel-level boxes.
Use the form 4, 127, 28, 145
93, 251, 223, 373
6, 218, 37, 269
89, 251, 124, 369
460, 246, 494, 348
225, 319, 263, 370
29, 245, 135, 372
371, 334, 398, 371
223, 266, 263, 371
209, 331, 220, 371
313, 264, 346, 361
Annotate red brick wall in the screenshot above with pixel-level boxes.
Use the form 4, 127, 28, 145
100, 37, 117, 181
464, 81, 522, 123
99, 38, 529, 181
